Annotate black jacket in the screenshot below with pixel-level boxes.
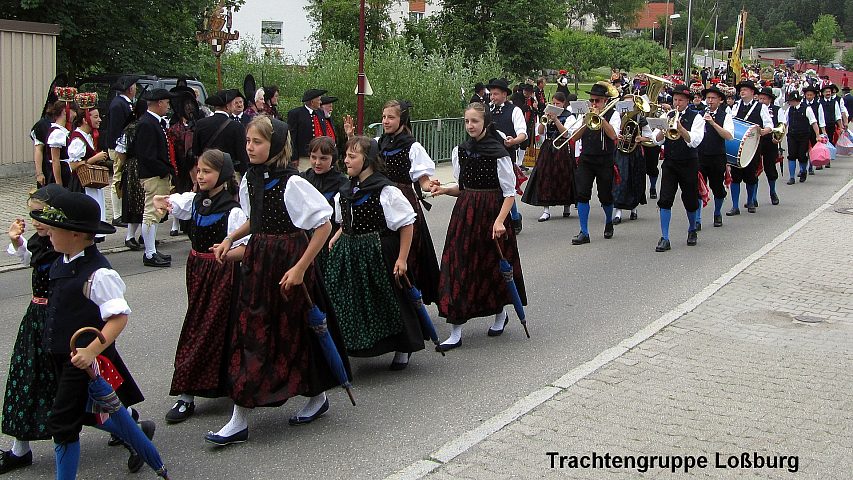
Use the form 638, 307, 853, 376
106, 94, 133, 150
134, 112, 173, 179
287, 105, 321, 161
193, 112, 250, 174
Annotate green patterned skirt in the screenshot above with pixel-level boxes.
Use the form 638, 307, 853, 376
325, 232, 425, 357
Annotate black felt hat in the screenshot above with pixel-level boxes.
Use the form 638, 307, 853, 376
702, 85, 725, 99
486, 78, 512, 94
802, 85, 820, 95
757, 87, 776, 100
169, 85, 195, 97
671, 84, 692, 99
302, 89, 327, 103
843, 86, 851, 92
224, 89, 245, 103
822, 83, 839, 93
30, 190, 116, 235
474, 82, 485, 91
111, 75, 140, 92
521, 83, 534, 92
586, 82, 615, 98
735, 80, 759, 94
205, 90, 228, 107
320, 95, 338, 105
786, 90, 801, 102
142, 88, 175, 101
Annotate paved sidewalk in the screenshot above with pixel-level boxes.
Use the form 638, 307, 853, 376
391, 181, 853, 478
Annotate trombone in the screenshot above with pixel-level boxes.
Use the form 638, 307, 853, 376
552, 116, 577, 150
585, 97, 620, 130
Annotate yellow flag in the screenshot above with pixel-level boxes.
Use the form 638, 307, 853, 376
730, 10, 747, 84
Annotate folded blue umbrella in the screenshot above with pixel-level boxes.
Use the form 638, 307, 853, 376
401, 276, 444, 356
302, 285, 356, 406
495, 240, 530, 338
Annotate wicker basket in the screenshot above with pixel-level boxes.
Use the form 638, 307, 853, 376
76, 164, 110, 189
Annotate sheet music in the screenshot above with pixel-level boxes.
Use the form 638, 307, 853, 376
570, 101, 590, 114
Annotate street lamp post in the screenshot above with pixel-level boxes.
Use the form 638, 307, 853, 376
356, 0, 367, 135
721, 36, 729, 65
684, 0, 693, 76
653, 21, 657, 42
668, 13, 681, 75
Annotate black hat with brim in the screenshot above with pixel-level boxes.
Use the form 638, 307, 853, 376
112, 75, 140, 92
585, 82, 614, 98
671, 84, 692, 99
735, 80, 759, 94
486, 79, 512, 94
757, 87, 776, 100
302, 89, 327, 103
205, 91, 228, 107
843, 86, 851, 92
802, 85, 820, 94
822, 83, 839, 93
142, 88, 175, 101
224, 89, 245, 103
30, 190, 116, 235
786, 91, 802, 102
521, 84, 534, 92
170, 85, 196, 99
320, 95, 338, 105
702, 85, 725, 99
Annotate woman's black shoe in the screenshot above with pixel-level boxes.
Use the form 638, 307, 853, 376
655, 237, 671, 252
0, 450, 32, 473
436, 339, 462, 352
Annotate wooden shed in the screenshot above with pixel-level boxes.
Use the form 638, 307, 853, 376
0, 20, 60, 178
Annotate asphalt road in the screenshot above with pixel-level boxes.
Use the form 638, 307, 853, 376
0, 160, 850, 479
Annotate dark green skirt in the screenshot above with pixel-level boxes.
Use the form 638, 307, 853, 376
325, 232, 425, 357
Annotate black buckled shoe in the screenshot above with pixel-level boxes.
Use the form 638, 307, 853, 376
771, 192, 779, 205
127, 420, 156, 473
154, 251, 171, 261
124, 238, 143, 251
604, 222, 614, 239
630, 211, 638, 220
786, 178, 796, 185
747, 204, 757, 214
165, 400, 195, 424
112, 218, 128, 228
143, 253, 171, 267
713, 215, 723, 227
649, 188, 657, 199
725, 208, 740, 216
799, 171, 807, 183
687, 230, 698, 246
0, 450, 32, 474
562, 206, 571, 217
571, 232, 590, 245
288, 398, 329, 426
655, 237, 671, 252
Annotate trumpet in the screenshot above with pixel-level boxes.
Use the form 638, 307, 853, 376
771, 123, 787, 142
539, 114, 552, 125
665, 109, 681, 141
585, 97, 619, 130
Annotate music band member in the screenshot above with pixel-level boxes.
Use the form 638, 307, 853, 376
780, 91, 819, 184
727, 80, 773, 216
757, 87, 782, 205
487, 79, 527, 234
652, 84, 705, 252
696, 85, 734, 229
567, 81, 621, 245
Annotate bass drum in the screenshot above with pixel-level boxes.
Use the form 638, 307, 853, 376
725, 118, 761, 168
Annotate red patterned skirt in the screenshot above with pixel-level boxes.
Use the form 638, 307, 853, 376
438, 189, 527, 325
169, 250, 239, 397
396, 183, 441, 305
521, 142, 575, 206
228, 233, 351, 408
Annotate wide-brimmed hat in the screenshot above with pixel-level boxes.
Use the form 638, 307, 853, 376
302, 89, 327, 103
111, 75, 139, 92
671, 84, 692, 99
521, 83, 534, 92
843, 86, 851, 92
735, 80, 759, 94
486, 78, 512, 94
786, 91, 802, 102
586, 82, 615, 98
224, 89, 245, 103
320, 95, 338, 105
822, 83, 839, 93
757, 87, 776, 100
30, 189, 116, 235
169, 85, 196, 98
802, 85, 820, 95
701, 85, 725, 99
205, 90, 228, 107
142, 88, 175, 101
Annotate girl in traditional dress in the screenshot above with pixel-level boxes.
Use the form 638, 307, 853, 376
206, 116, 350, 445
300, 136, 348, 273
117, 100, 148, 251
612, 94, 653, 224
325, 136, 425, 370
521, 92, 576, 221
68, 102, 110, 241
153, 149, 247, 424
431, 102, 527, 351
0, 187, 62, 474
46, 101, 78, 190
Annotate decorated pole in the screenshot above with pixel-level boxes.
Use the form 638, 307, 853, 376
196, 1, 240, 91
356, 0, 367, 135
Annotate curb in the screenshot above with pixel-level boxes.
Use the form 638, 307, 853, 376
385, 175, 853, 480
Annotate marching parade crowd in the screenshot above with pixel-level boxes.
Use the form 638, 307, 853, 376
0, 57, 848, 478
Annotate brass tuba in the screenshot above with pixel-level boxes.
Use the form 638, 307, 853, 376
617, 95, 651, 153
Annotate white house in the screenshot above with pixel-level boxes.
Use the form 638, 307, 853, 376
231, 0, 440, 64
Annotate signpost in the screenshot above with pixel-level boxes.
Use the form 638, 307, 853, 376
197, 1, 240, 91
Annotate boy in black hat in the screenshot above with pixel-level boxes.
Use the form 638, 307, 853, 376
30, 190, 155, 478
651, 84, 705, 252
470, 83, 487, 104
757, 87, 782, 204
780, 91, 820, 184
697, 85, 734, 228
567, 81, 621, 244
728, 80, 774, 215
487, 78, 528, 233
288, 88, 328, 168
106, 75, 139, 228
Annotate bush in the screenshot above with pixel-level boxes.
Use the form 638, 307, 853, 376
842, 48, 853, 71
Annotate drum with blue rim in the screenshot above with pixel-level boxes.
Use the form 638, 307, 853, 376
725, 118, 761, 168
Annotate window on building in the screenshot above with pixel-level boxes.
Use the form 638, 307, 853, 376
260, 20, 283, 46
409, 11, 424, 22
579, 18, 587, 27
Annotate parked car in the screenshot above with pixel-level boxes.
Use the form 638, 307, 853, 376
77, 74, 208, 118
783, 58, 798, 67
828, 63, 845, 70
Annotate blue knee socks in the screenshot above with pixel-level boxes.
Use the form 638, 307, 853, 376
650, 176, 658, 190
578, 202, 590, 235
688, 209, 698, 232
800, 161, 808, 175
714, 198, 724, 216
769, 179, 776, 195
696, 201, 702, 223
747, 183, 757, 205
603, 204, 613, 224
660, 208, 671, 240
55, 441, 80, 480
731, 183, 741, 209
510, 201, 520, 221
788, 160, 797, 179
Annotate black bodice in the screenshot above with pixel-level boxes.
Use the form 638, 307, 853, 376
382, 146, 412, 184
190, 208, 231, 252
248, 175, 299, 235
458, 149, 500, 190
340, 190, 392, 236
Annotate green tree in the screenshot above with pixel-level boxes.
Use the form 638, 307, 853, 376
401, 17, 442, 56
764, 21, 804, 48
610, 38, 668, 73
811, 14, 842, 43
842, 48, 853, 70
565, 0, 646, 34
304, 0, 393, 50
548, 27, 610, 91
795, 37, 835, 65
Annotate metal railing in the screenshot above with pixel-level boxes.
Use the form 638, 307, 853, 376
369, 117, 465, 163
